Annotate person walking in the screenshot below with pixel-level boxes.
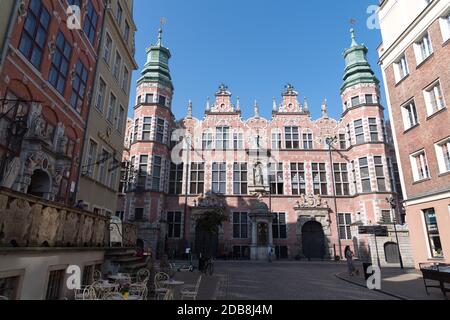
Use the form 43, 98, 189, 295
345, 246, 357, 276
267, 247, 273, 263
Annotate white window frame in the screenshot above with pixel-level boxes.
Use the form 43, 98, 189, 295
439, 11, 450, 43
401, 100, 419, 131
423, 81, 446, 116
413, 32, 433, 65
393, 54, 409, 83
410, 149, 430, 182
434, 136, 450, 174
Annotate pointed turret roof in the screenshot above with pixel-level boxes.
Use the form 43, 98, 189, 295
340, 29, 379, 93
138, 28, 173, 90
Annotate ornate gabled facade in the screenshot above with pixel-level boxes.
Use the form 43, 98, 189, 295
119, 29, 413, 266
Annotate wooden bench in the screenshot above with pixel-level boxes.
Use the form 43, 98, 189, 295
419, 263, 450, 299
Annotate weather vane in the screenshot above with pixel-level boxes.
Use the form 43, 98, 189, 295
160, 17, 167, 28
349, 18, 357, 26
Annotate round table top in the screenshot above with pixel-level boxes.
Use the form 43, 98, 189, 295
108, 275, 130, 281
160, 280, 185, 286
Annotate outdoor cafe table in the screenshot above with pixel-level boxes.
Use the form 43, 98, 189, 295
160, 280, 185, 300
108, 274, 131, 283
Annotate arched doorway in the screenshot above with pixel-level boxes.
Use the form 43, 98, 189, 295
195, 221, 219, 258
28, 170, 51, 199
302, 221, 326, 260
384, 242, 400, 263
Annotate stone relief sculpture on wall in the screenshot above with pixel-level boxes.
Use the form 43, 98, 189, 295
296, 194, 329, 209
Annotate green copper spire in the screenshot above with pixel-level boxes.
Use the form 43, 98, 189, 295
137, 28, 173, 90
340, 29, 379, 93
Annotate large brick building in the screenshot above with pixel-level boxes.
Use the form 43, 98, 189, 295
0, 0, 105, 204
378, 0, 450, 267
119, 29, 413, 265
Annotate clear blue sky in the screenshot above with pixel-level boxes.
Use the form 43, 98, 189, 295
130, 0, 384, 121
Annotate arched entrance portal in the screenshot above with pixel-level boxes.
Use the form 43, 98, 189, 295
28, 170, 51, 199
195, 221, 219, 258
302, 221, 326, 260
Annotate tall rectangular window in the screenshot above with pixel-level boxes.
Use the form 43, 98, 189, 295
190, 163, 204, 194
273, 213, 287, 239
269, 163, 284, 195
137, 155, 148, 188
167, 212, 182, 239
233, 133, 243, 150
233, 212, 248, 239
103, 34, 112, 64
424, 81, 446, 116
394, 55, 409, 82
122, 67, 129, 92
133, 118, 139, 142
401, 100, 419, 130
0, 276, 20, 300
113, 52, 122, 80
369, 118, 379, 142
85, 140, 97, 178
19, 0, 50, 69
351, 96, 360, 107
423, 208, 443, 258
303, 133, 313, 150
338, 213, 352, 240
272, 132, 282, 150
215, 127, 229, 149
124, 21, 130, 42
339, 134, 346, 150
359, 157, 371, 192
334, 163, 349, 196
233, 163, 248, 195
169, 163, 183, 195
145, 94, 154, 104
212, 162, 226, 194
83, 1, 98, 44
435, 138, 450, 173
290, 163, 305, 195
142, 117, 152, 140
354, 119, 365, 144
312, 163, 328, 195
152, 156, 162, 190
116, 3, 123, 26
117, 106, 125, 132
107, 93, 116, 123
365, 94, 374, 104
98, 150, 110, 185
415, 33, 433, 63
285, 127, 299, 149
48, 32, 72, 95
381, 210, 392, 223
45, 270, 64, 300
411, 150, 430, 181
95, 78, 106, 112
374, 156, 386, 192
156, 119, 165, 143
70, 60, 88, 113
202, 132, 213, 150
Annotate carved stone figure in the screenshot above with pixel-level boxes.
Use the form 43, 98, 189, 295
2, 157, 21, 188
254, 163, 264, 186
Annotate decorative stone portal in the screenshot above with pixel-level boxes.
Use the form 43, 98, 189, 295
249, 200, 273, 261
294, 195, 332, 260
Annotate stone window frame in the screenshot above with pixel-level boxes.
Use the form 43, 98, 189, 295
333, 163, 350, 196
368, 117, 379, 142
439, 10, 450, 43
401, 99, 419, 131
338, 213, 352, 240
212, 162, 227, 195
142, 116, 152, 141
272, 212, 287, 240
359, 157, 372, 193
215, 126, 230, 150
95, 77, 107, 113
393, 54, 410, 83
232, 212, 249, 239
0, 269, 25, 300
233, 162, 248, 195
434, 136, 450, 174
103, 33, 113, 65
284, 126, 300, 149
189, 162, 205, 195
413, 31, 433, 65
85, 138, 98, 178
137, 154, 149, 189
302, 130, 313, 150
168, 162, 184, 195
271, 129, 282, 150
290, 162, 306, 195
423, 80, 446, 117
312, 162, 328, 196
151, 155, 162, 191
354, 119, 365, 144
202, 130, 213, 150
374, 156, 387, 192
233, 131, 244, 150
155, 118, 165, 143
167, 211, 183, 239
269, 162, 284, 195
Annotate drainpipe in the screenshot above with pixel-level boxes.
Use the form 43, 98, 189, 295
74, 4, 108, 205
0, 1, 20, 74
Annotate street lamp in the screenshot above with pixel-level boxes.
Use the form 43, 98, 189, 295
326, 136, 342, 260
386, 196, 404, 269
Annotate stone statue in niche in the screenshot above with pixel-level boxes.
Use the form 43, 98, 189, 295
58, 136, 68, 154
254, 162, 264, 186
31, 114, 46, 138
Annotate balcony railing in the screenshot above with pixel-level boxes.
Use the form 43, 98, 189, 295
0, 187, 112, 248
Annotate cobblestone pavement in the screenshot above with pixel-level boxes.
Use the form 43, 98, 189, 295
208, 261, 397, 300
